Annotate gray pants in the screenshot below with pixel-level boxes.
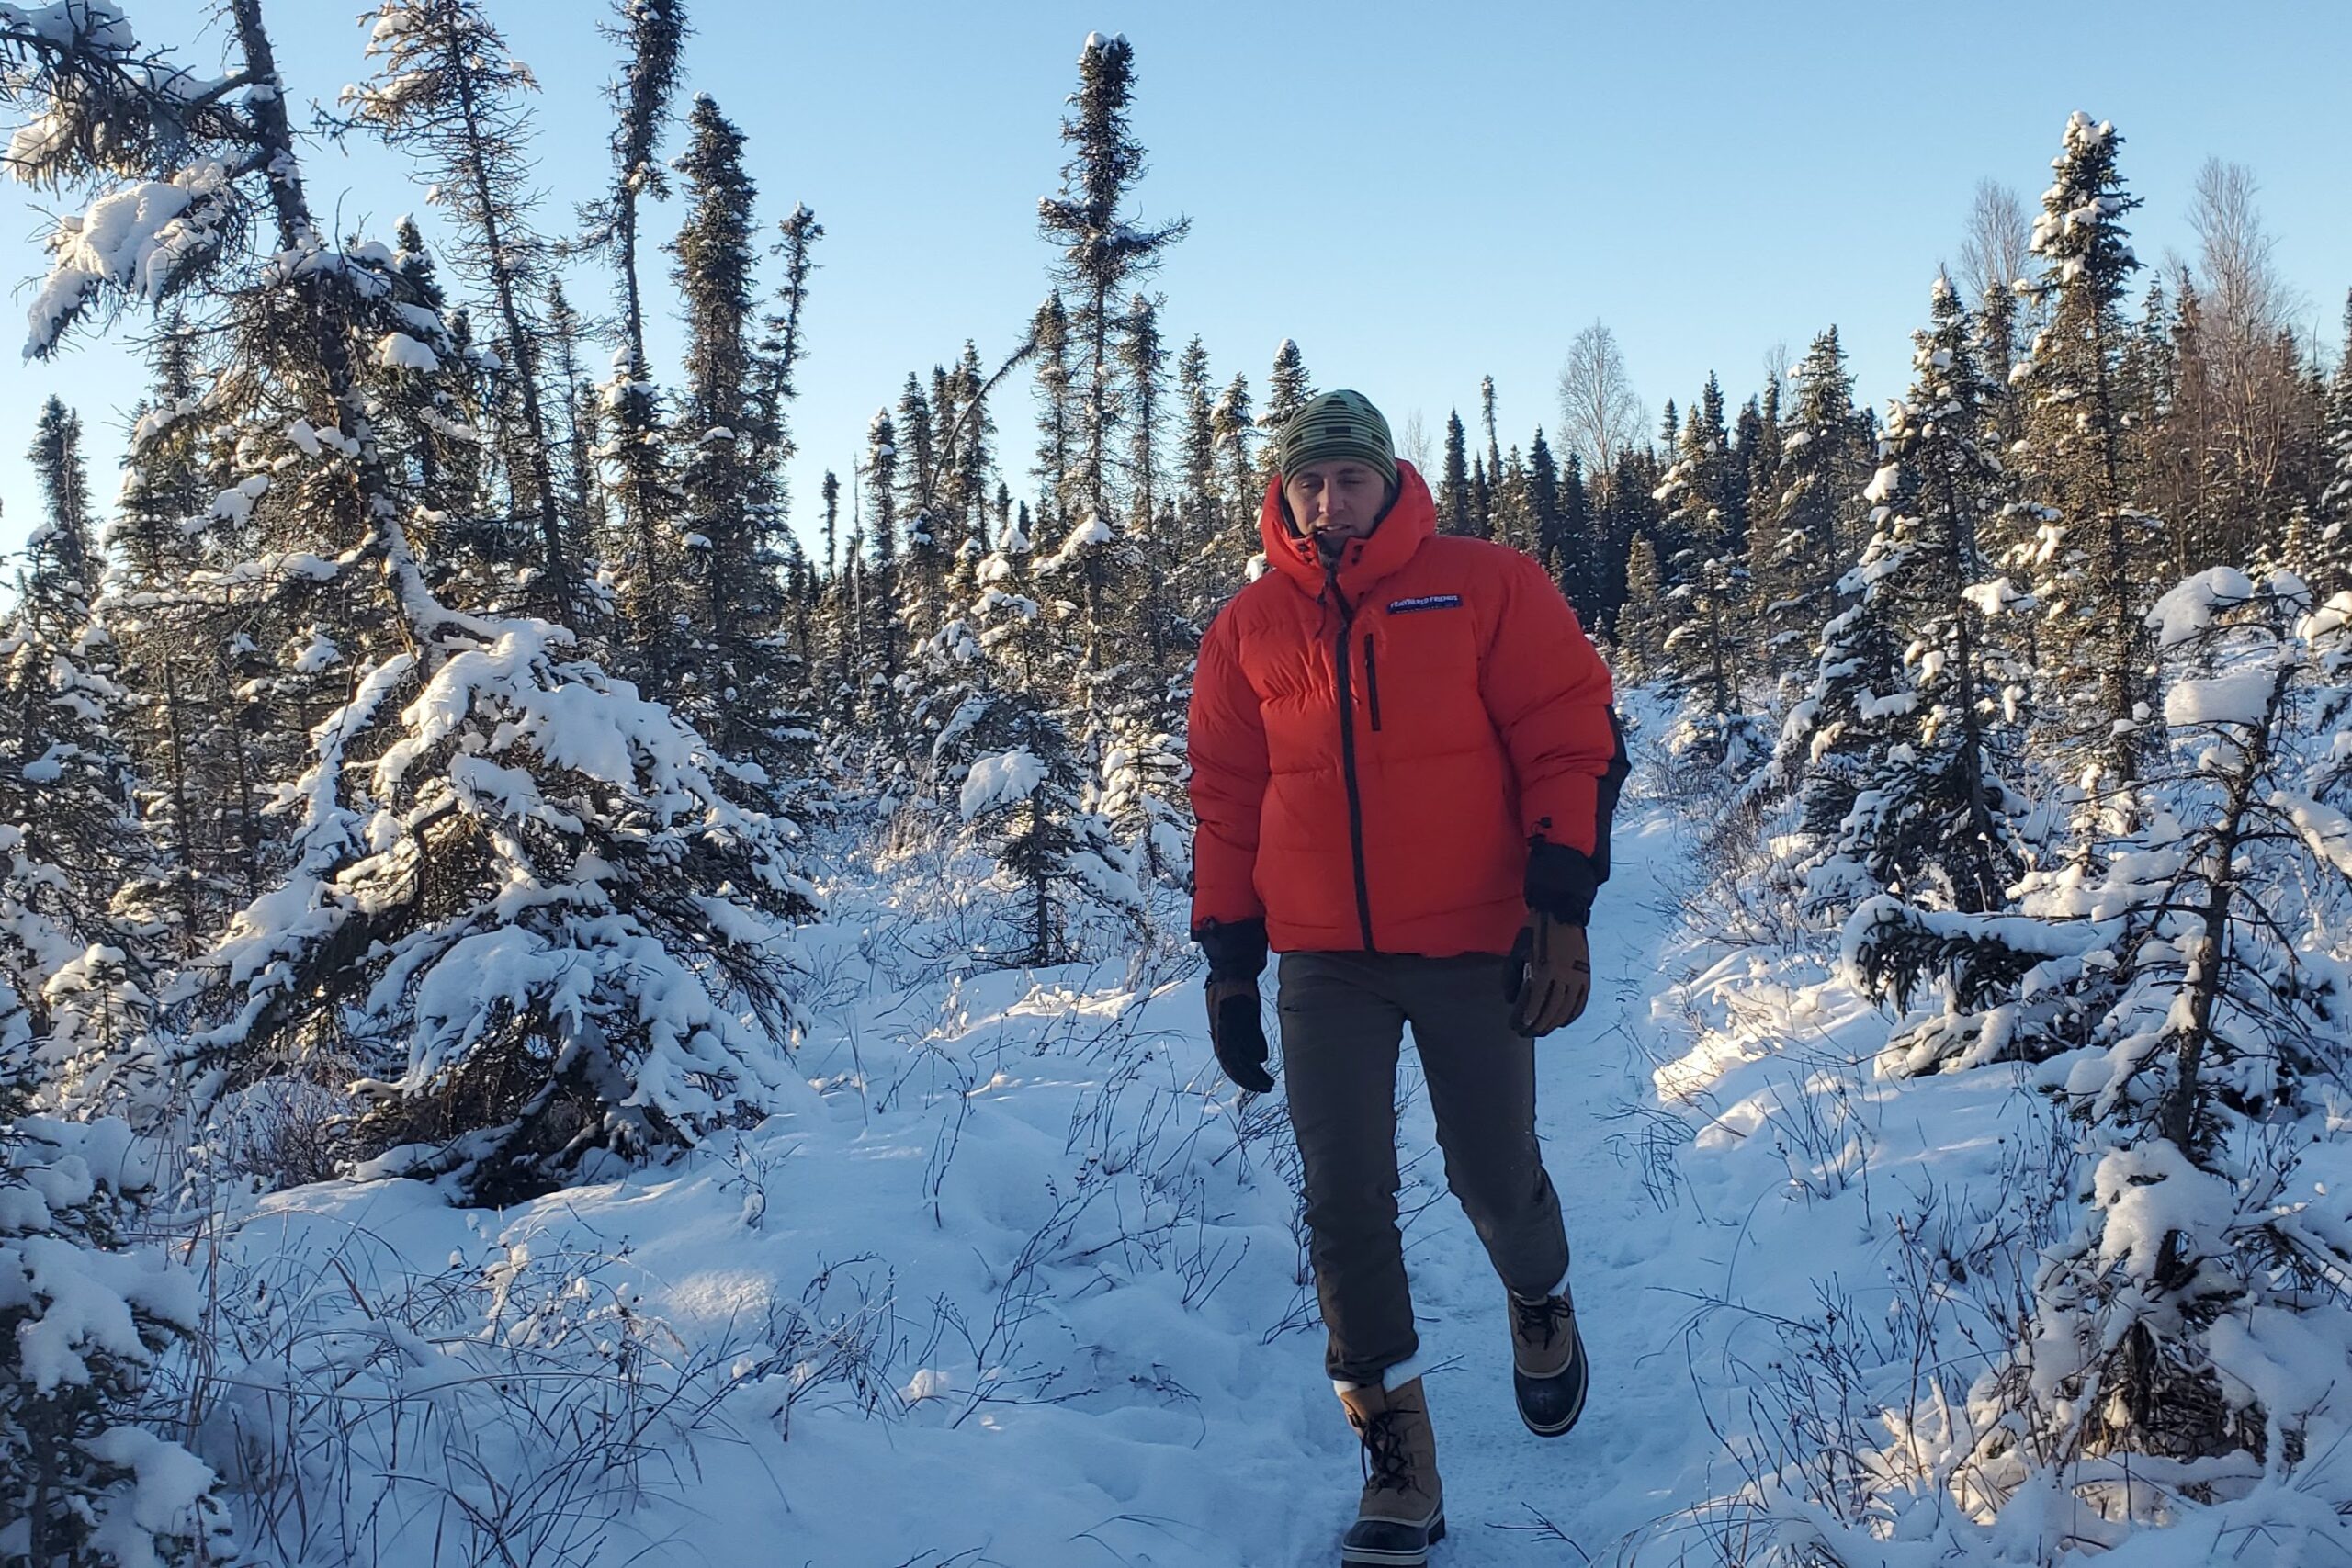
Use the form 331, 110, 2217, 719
1278, 951, 1571, 1387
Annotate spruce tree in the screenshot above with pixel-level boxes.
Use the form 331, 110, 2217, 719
9, 1, 818, 1198
2017, 111, 2156, 789
1600, 446, 1667, 635
1468, 455, 1494, 540
542, 281, 606, 573
584, 0, 685, 387
1652, 373, 1743, 710
1173, 334, 1218, 600
1260, 337, 1314, 470
1031, 292, 1075, 534
864, 408, 903, 730
1795, 278, 2030, 917
940, 343, 987, 539
1122, 295, 1168, 553
1763, 510, 1915, 919
109, 322, 221, 949
598, 134, 687, 670
1439, 411, 1474, 536
758, 204, 824, 485
820, 468, 854, 724
894, 372, 947, 645
4, 400, 153, 1106
1210, 371, 1258, 569
1036, 31, 1189, 530
925, 517, 1143, 961
579, 0, 686, 659
1118, 291, 1182, 676
1552, 450, 1601, 620
2314, 288, 2352, 598
1489, 445, 1530, 555
345, 0, 576, 619
1526, 430, 1565, 572
1741, 380, 1783, 573
1853, 570, 2352, 1470
0, 1114, 231, 1566
670, 94, 802, 777
1752, 327, 1864, 676
1613, 533, 1669, 675
374, 216, 504, 603
2125, 278, 2208, 578
1480, 375, 1503, 492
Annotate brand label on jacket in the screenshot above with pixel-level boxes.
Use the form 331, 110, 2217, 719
1386, 593, 1463, 615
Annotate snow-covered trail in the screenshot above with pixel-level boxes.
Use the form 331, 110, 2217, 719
1267, 795, 1734, 1566
203, 790, 1747, 1568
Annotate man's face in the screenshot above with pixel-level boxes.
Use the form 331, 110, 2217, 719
1283, 460, 1388, 547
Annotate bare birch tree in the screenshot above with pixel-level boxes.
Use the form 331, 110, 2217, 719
1555, 319, 1646, 489
1957, 178, 2032, 310
2187, 157, 2308, 543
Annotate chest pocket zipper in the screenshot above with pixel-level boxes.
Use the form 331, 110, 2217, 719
1363, 632, 1383, 731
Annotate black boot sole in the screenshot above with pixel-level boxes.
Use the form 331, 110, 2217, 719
1514, 1319, 1589, 1438
1340, 1512, 1444, 1566
1515, 1369, 1587, 1437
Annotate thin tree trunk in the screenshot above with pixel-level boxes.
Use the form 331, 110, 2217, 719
160, 657, 201, 947
1943, 460, 1998, 911
2154, 665, 2290, 1153
435, 2, 570, 620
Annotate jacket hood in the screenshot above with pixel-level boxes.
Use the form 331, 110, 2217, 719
1259, 459, 1436, 600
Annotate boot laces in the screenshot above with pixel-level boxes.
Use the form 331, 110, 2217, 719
1513, 1292, 1572, 1353
1354, 1405, 1418, 1494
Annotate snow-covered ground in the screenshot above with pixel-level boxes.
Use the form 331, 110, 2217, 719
183, 743, 2301, 1565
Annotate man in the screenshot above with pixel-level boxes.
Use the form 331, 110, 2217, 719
1188, 389, 1625, 1567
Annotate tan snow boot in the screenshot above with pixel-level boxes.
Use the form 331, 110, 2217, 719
1336, 1376, 1445, 1566
1508, 1287, 1589, 1438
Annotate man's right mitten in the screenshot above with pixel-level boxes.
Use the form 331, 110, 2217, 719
1194, 916, 1273, 1093
1205, 977, 1275, 1092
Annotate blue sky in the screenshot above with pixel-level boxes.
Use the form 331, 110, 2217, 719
5, 0, 2348, 570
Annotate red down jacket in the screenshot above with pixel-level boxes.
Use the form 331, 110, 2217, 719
1188, 461, 1623, 959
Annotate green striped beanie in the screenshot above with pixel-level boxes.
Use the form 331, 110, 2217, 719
1275, 389, 1397, 488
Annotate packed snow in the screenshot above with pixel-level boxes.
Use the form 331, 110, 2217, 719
84, 696, 2335, 1564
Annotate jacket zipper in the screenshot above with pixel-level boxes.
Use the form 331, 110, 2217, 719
1363, 632, 1382, 732
1327, 567, 1376, 952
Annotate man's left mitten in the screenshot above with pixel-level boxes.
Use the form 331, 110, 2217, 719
1506, 913, 1592, 1038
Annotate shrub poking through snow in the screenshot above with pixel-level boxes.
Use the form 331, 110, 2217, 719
1855, 569, 2352, 1493
1095, 724, 1191, 888
0, 1111, 229, 1566
923, 532, 1147, 967
945, 694, 1142, 967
